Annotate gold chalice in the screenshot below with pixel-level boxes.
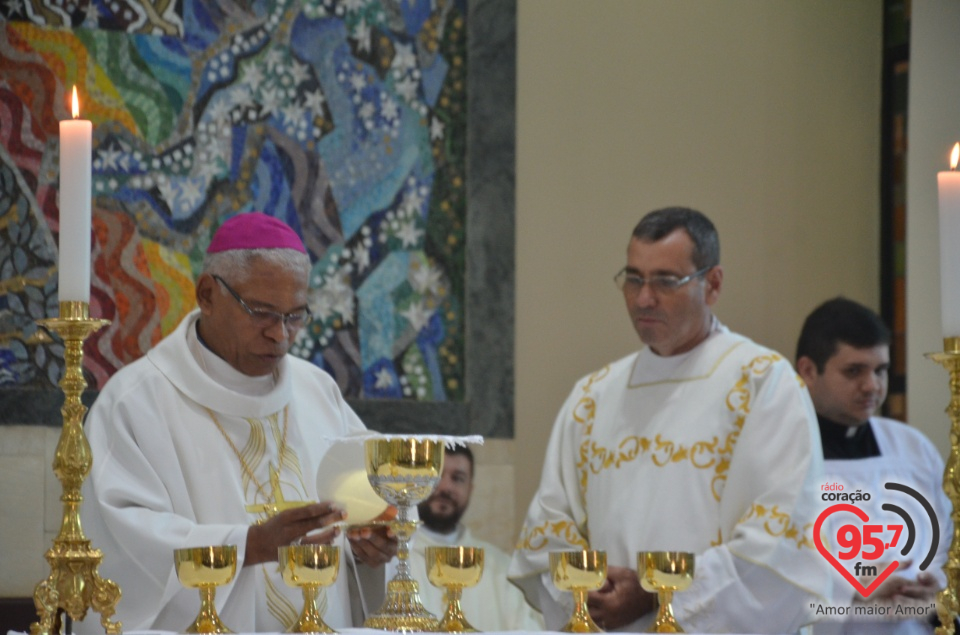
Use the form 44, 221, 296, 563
278, 544, 341, 633
637, 551, 694, 633
363, 437, 444, 631
174, 545, 238, 634
550, 549, 607, 633
425, 546, 485, 632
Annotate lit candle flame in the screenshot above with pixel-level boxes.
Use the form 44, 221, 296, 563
951, 142, 959, 171
71, 86, 80, 119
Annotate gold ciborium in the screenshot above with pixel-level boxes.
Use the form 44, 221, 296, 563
550, 549, 607, 633
425, 546, 484, 632
174, 545, 238, 634
279, 544, 340, 633
637, 551, 694, 633
363, 437, 444, 631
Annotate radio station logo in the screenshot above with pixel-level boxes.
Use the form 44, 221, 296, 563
814, 481, 939, 598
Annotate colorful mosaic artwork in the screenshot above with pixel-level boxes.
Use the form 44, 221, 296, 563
0, 0, 467, 401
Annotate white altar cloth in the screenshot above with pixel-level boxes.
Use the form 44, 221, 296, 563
11, 629, 792, 635
7, 629, 790, 635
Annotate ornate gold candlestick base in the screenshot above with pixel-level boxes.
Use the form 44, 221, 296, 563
928, 337, 960, 635
30, 302, 121, 635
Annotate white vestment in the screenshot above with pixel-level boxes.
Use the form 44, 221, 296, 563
79, 310, 370, 633
813, 417, 952, 635
405, 525, 544, 631
508, 325, 833, 634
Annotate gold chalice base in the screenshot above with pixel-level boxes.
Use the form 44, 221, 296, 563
362, 578, 439, 632
174, 546, 238, 634
637, 551, 695, 633
363, 437, 444, 631
426, 546, 484, 632
279, 544, 341, 633
550, 550, 607, 633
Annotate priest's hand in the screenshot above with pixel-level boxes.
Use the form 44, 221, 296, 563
346, 524, 398, 567
861, 567, 940, 603
586, 564, 656, 630
245, 502, 345, 566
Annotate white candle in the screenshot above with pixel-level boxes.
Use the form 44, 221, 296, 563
938, 142, 960, 338
58, 86, 92, 305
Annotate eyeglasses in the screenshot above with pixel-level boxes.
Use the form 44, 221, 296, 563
613, 266, 713, 295
212, 275, 311, 330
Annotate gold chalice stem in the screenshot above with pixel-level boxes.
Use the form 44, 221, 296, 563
290, 584, 334, 634
187, 585, 233, 634
650, 590, 682, 633
564, 588, 603, 633
437, 587, 477, 633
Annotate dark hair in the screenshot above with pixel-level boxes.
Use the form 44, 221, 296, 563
632, 207, 720, 270
795, 297, 891, 372
445, 444, 474, 476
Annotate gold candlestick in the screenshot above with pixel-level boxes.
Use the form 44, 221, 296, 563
30, 301, 122, 635
928, 336, 960, 635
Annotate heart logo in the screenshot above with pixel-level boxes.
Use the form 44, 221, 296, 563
813, 503, 899, 597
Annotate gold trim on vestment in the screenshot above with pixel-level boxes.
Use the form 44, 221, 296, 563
627, 341, 745, 388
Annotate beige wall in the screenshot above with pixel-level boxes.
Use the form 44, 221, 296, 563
515, 0, 884, 534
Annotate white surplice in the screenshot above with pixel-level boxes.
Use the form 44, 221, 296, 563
405, 525, 544, 632
79, 310, 369, 633
508, 324, 833, 634
813, 417, 952, 635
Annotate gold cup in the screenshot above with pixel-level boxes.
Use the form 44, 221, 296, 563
278, 544, 341, 633
550, 549, 607, 633
363, 437, 444, 631
637, 551, 695, 633
425, 546, 485, 632
174, 545, 238, 634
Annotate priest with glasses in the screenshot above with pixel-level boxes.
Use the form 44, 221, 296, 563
509, 207, 832, 633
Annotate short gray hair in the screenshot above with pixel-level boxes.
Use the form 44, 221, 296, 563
201, 248, 310, 287
632, 207, 720, 270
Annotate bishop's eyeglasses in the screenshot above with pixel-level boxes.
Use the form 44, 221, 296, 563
213, 275, 311, 329
613, 266, 712, 296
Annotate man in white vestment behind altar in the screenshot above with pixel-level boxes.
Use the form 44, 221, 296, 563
508, 206, 833, 634
78, 213, 397, 634
401, 445, 544, 631
796, 297, 952, 635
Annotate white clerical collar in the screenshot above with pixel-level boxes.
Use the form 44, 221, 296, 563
148, 310, 292, 417
188, 317, 277, 397
628, 317, 738, 387
419, 524, 465, 545
187, 320, 277, 397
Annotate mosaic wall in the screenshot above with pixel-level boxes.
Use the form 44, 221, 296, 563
0, 0, 468, 402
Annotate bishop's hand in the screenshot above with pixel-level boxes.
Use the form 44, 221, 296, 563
245, 502, 345, 566
346, 524, 398, 567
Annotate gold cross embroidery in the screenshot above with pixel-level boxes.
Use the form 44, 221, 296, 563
245, 465, 313, 517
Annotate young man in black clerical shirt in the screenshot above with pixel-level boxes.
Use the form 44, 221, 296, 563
796, 297, 950, 635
